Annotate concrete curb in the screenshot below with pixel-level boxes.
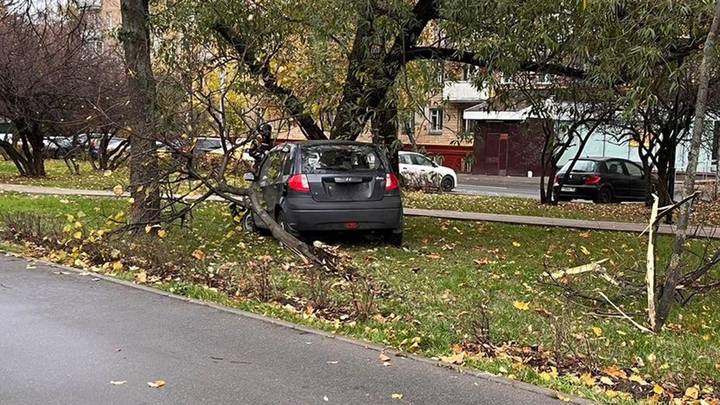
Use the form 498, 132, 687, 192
405, 208, 720, 240
1, 250, 595, 405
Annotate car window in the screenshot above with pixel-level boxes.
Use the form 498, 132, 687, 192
197, 139, 222, 150
624, 162, 643, 177
301, 144, 382, 173
411, 154, 435, 167
259, 152, 283, 184
606, 160, 626, 175
559, 160, 596, 173
398, 154, 411, 165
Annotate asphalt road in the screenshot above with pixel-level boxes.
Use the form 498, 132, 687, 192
0, 254, 565, 405
453, 175, 540, 199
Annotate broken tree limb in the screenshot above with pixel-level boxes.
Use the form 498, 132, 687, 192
598, 292, 653, 334
546, 259, 609, 279
207, 181, 357, 281
646, 194, 659, 331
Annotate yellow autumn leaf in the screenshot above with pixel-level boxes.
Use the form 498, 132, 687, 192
600, 376, 614, 386
513, 301, 530, 311
135, 271, 147, 284
512, 241, 521, 247
628, 374, 648, 386
602, 365, 627, 379
192, 249, 207, 260
592, 326, 603, 337
112, 185, 124, 196
556, 393, 571, 402
147, 380, 165, 388
112, 261, 123, 271
539, 372, 553, 382
579, 373, 595, 386
685, 386, 699, 400
73, 231, 83, 240
157, 229, 167, 239
439, 351, 465, 365
653, 384, 664, 395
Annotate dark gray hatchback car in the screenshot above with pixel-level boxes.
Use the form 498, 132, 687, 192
244, 141, 404, 245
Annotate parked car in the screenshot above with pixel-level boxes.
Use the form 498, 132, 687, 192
207, 140, 256, 163
89, 136, 128, 159
244, 141, 404, 245
398, 151, 458, 192
553, 157, 655, 203
43, 137, 74, 159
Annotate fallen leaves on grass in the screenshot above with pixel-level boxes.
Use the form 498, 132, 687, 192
512, 301, 530, 311
135, 270, 147, 284
192, 249, 207, 260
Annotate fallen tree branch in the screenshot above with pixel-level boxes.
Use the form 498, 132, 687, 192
598, 292, 653, 334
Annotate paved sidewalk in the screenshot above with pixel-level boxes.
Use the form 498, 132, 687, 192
2, 183, 718, 239
0, 254, 568, 405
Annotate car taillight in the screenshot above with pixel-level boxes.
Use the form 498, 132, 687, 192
287, 174, 310, 193
385, 173, 399, 191
584, 175, 602, 185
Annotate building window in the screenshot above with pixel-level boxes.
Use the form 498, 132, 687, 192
463, 66, 479, 81
430, 108, 443, 133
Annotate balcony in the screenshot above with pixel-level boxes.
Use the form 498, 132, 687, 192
442, 81, 488, 102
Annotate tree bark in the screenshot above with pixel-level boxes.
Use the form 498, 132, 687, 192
371, 92, 400, 173
120, 0, 161, 226
655, 0, 720, 331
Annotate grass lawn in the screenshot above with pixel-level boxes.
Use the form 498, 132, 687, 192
0, 160, 129, 190
0, 192, 718, 403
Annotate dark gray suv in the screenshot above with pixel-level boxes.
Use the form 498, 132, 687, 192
244, 141, 404, 245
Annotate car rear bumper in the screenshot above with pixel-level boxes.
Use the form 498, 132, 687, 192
282, 195, 403, 232
553, 184, 600, 200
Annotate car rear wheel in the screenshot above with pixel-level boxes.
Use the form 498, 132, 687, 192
276, 210, 300, 237
386, 229, 403, 247
241, 211, 257, 233
440, 175, 454, 192
594, 187, 614, 204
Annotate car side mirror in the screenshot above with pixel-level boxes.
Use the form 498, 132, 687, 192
243, 172, 256, 182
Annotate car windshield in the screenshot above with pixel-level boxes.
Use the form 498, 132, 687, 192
302, 144, 382, 173
197, 139, 222, 149
560, 160, 597, 173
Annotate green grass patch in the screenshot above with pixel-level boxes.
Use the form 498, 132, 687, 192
0, 160, 128, 190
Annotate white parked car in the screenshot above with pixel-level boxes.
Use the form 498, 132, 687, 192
398, 151, 458, 191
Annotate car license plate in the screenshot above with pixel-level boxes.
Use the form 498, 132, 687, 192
561, 186, 576, 192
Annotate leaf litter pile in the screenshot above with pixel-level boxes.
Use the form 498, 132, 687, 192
1, 194, 719, 404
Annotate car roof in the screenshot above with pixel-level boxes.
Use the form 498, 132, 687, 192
575, 157, 635, 162
296, 140, 374, 147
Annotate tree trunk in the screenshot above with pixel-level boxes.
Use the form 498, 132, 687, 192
371, 93, 400, 173
655, 0, 720, 331
17, 124, 46, 177
120, 0, 161, 226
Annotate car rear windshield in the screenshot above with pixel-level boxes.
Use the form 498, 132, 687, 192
301, 144, 383, 173
560, 160, 597, 173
